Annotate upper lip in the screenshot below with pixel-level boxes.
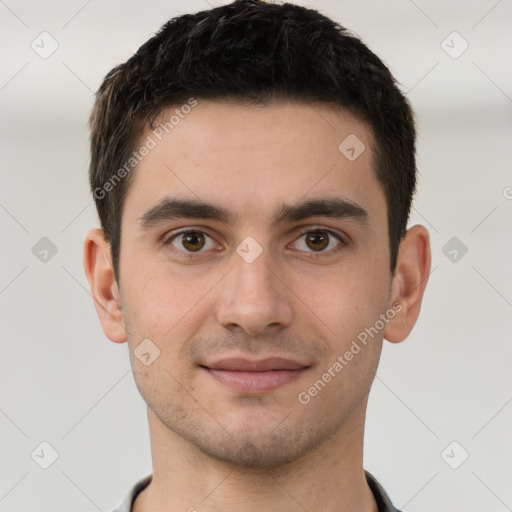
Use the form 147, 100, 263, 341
202, 357, 309, 371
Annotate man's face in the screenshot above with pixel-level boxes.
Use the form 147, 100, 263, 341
118, 101, 393, 466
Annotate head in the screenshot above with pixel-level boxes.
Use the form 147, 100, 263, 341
89, 0, 416, 280
84, 0, 430, 467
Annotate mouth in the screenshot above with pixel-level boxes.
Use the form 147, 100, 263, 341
200, 357, 310, 394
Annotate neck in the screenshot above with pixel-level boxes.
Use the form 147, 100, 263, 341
134, 404, 378, 512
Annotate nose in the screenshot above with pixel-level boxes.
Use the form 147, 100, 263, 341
215, 248, 293, 336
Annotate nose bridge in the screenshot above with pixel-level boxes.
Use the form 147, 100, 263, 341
215, 244, 292, 334
234, 248, 275, 299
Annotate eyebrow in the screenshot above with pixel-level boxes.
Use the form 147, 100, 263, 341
138, 196, 369, 230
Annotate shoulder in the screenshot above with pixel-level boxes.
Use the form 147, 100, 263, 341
365, 471, 402, 512
109, 474, 153, 512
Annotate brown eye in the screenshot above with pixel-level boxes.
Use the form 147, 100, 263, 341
168, 230, 216, 254
291, 229, 342, 255
305, 231, 329, 251
181, 231, 205, 252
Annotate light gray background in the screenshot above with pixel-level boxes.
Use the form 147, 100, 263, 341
1, 1, 511, 511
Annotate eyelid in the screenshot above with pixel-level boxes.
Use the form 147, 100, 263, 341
163, 226, 216, 244
293, 225, 347, 242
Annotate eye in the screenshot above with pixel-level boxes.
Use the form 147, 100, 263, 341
291, 229, 343, 254
167, 230, 217, 253
164, 227, 344, 259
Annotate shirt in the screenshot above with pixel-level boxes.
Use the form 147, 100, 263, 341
110, 471, 402, 512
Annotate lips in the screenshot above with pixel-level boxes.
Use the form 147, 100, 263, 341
201, 357, 309, 393
205, 357, 307, 372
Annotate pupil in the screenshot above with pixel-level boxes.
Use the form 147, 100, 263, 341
307, 231, 328, 251
184, 232, 204, 251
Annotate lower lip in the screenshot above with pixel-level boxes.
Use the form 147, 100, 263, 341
205, 368, 306, 393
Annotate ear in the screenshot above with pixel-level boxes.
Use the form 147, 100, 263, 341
384, 224, 431, 343
83, 229, 127, 343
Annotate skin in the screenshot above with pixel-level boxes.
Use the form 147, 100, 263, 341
84, 101, 431, 512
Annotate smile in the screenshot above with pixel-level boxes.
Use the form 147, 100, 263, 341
201, 357, 310, 393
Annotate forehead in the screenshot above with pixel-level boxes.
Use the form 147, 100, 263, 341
123, 100, 386, 231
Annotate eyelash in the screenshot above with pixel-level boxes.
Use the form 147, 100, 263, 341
163, 226, 346, 260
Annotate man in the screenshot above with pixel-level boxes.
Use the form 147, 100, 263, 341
83, 1, 431, 510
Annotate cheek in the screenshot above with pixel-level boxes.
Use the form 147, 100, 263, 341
301, 274, 386, 402
295, 263, 390, 344
122, 268, 203, 400
120, 257, 213, 339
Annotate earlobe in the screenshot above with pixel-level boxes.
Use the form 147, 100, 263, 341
384, 225, 431, 344
83, 229, 127, 343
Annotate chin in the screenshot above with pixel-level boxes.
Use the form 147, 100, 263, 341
179, 415, 336, 469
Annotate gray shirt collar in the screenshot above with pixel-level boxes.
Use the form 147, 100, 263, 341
111, 471, 401, 512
